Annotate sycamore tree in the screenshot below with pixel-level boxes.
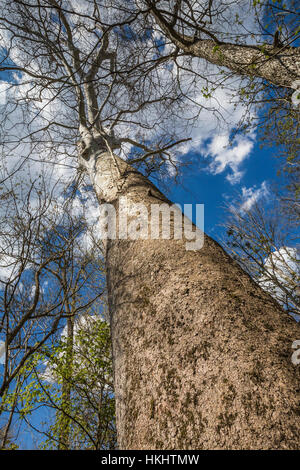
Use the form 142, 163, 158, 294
0, 0, 299, 450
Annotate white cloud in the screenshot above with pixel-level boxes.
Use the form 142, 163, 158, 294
258, 247, 300, 315
0, 81, 10, 105
0, 254, 18, 283
206, 133, 254, 183
239, 181, 269, 212
0, 340, 5, 364
169, 82, 256, 183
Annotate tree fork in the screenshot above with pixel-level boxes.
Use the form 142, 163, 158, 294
81, 142, 299, 450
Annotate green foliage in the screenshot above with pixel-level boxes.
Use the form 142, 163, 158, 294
2, 317, 116, 450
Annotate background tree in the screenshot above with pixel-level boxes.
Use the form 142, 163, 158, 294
6, 314, 116, 450
222, 186, 300, 318
0, 175, 106, 447
0, 0, 299, 450
0, 179, 65, 401
0, 424, 18, 450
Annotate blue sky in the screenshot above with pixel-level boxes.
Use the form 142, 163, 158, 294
166, 141, 279, 241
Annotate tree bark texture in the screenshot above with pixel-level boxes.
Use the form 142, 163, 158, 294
81, 139, 300, 450
186, 40, 299, 89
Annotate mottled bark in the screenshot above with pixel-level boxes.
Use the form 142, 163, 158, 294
80, 137, 300, 450
148, 4, 300, 89
186, 40, 299, 89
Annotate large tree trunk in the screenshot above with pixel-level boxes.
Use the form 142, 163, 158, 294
80, 137, 299, 450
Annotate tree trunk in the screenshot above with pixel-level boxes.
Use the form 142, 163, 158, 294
58, 307, 74, 450
183, 40, 299, 89
80, 137, 300, 450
